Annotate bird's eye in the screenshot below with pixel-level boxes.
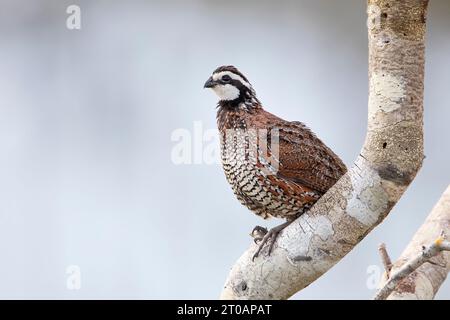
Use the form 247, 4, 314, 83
222, 75, 232, 82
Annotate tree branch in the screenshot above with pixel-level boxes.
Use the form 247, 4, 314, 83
220, 0, 428, 300
376, 185, 450, 300
378, 243, 393, 274
375, 239, 450, 300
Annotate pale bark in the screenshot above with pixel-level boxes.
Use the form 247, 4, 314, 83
221, 0, 428, 300
378, 243, 393, 273
377, 185, 450, 300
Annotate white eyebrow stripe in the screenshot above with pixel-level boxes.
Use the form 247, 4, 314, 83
212, 71, 251, 88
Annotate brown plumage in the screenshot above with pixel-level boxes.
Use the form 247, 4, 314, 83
204, 65, 347, 259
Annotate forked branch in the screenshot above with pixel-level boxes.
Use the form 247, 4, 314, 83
376, 185, 450, 300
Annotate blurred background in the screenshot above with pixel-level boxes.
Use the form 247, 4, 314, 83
0, 0, 449, 299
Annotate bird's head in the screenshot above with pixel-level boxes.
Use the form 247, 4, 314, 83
204, 65, 259, 109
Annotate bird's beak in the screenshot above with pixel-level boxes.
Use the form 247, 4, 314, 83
204, 77, 216, 88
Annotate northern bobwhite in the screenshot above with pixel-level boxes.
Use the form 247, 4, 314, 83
204, 65, 347, 260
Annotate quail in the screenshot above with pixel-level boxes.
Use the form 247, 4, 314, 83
204, 66, 347, 260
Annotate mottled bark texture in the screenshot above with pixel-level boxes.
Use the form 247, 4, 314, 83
221, 0, 428, 300
378, 185, 450, 300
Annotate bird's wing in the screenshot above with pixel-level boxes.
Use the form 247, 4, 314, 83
260, 116, 347, 194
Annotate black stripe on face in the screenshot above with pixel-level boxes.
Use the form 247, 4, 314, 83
229, 79, 249, 93
215, 73, 249, 91
219, 78, 249, 104
216, 77, 249, 97
217, 77, 241, 85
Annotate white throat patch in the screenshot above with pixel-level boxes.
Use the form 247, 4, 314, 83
211, 84, 240, 101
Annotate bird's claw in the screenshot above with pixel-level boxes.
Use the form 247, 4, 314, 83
250, 225, 268, 244
252, 230, 278, 261
251, 220, 294, 261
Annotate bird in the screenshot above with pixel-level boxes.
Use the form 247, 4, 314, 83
204, 65, 347, 260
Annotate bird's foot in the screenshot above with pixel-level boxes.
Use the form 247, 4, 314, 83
250, 226, 268, 244
251, 220, 294, 261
